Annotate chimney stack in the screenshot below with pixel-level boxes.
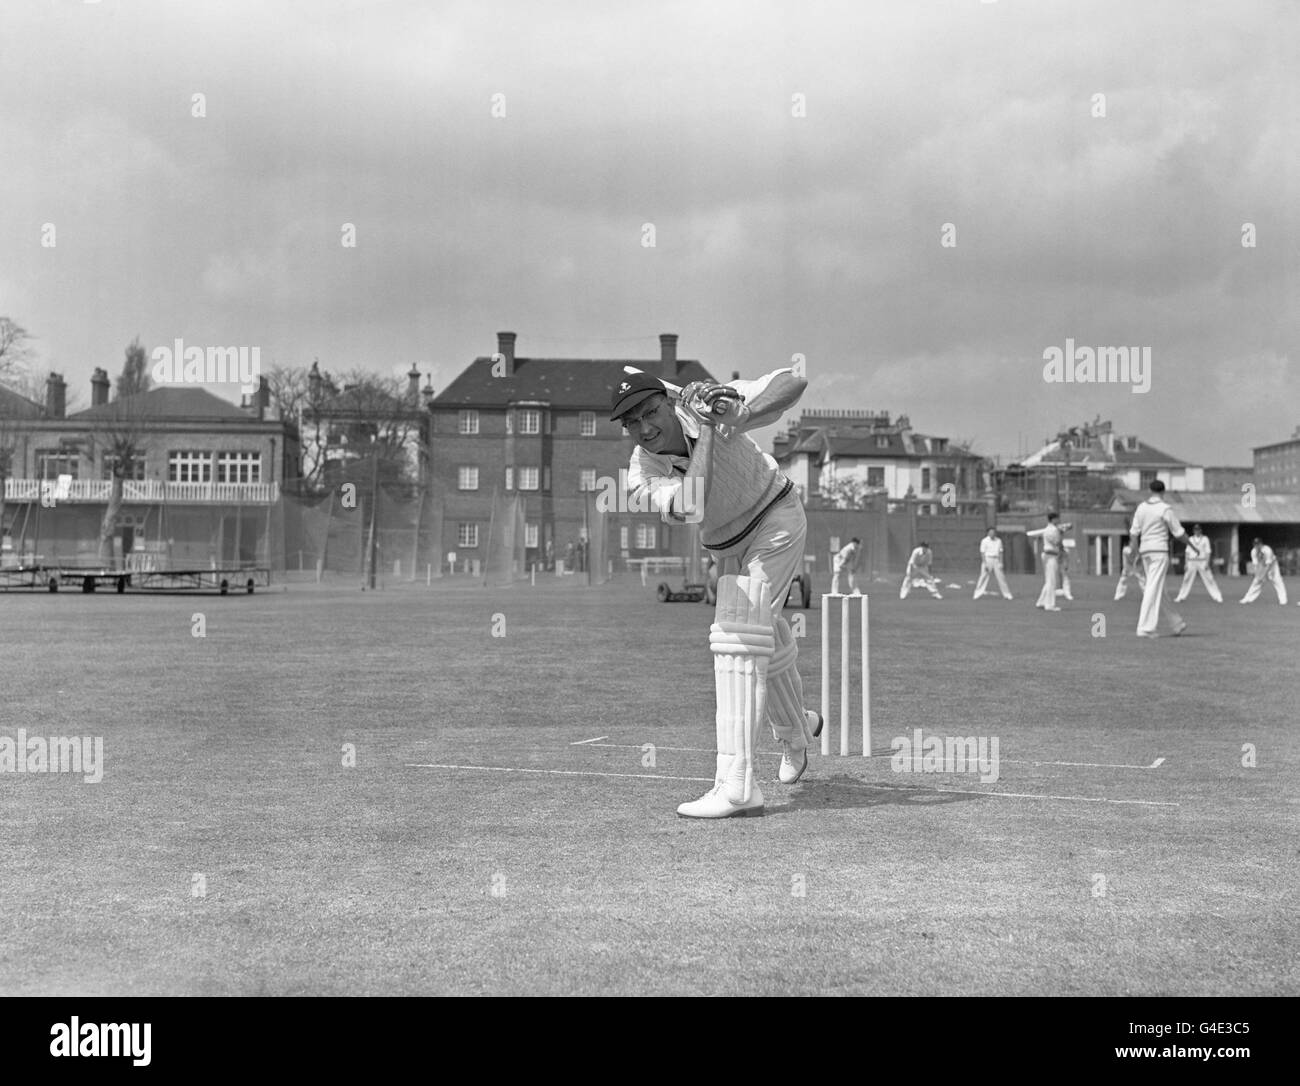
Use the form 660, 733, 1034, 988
45, 372, 67, 418
659, 333, 678, 374
258, 375, 269, 421
496, 331, 516, 376
91, 367, 110, 407
407, 364, 421, 400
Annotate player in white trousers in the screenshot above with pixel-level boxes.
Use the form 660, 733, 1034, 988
1129, 479, 1187, 637
1175, 525, 1223, 602
830, 537, 862, 596
1055, 541, 1076, 602
616, 366, 820, 819
901, 542, 942, 598
1113, 543, 1146, 600
973, 528, 1013, 599
1240, 539, 1288, 604
1027, 513, 1071, 611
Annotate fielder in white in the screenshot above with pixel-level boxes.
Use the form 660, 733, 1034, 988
617, 367, 821, 819
1175, 525, 1223, 603
973, 528, 1013, 600
1055, 540, 1076, 602
900, 542, 942, 599
1027, 512, 1071, 611
1240, 538, 1288, 605
830, 537, 862, 596
1113, 543, 1146, 600
1129, 479, 1188, 637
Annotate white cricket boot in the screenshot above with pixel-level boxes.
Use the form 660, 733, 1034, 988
778, 711, 823, 783
678, 758, 766, 818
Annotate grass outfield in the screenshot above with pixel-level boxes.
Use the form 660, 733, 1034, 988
1, 572, 1296, 996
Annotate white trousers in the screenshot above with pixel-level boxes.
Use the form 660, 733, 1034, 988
830, 567, 856, 594
901, 572, 940, 598
973, 558, 1011, 599
1137, 553, 1184, 634
1035, 555, 1060, 608
1240, 567, 1288, 604
715, 489, 810, 740
1175, 562, 1222, 602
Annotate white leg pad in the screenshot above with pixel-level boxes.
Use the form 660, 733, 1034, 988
766, 617, 807, 746
710, 575, 774, 805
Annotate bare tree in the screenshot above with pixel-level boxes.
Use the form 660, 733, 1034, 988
86, 341, 153, 565
4, 367, 85, 415
301, 366, 424, 491
263, 362, 311, 423
0, 318, 33, 381
0, 404, 18, 553
0, 377, 44, 555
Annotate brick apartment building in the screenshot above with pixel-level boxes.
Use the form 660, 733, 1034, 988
1253, 425, 1300, 493
429, 332, 716, 570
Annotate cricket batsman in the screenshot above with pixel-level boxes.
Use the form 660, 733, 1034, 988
613, 366, 820, 818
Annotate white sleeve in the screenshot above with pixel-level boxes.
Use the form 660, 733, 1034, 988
725, 368, 788, 403
626, 450, 686, 523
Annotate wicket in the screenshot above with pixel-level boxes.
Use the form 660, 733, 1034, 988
820, 593, 870, 756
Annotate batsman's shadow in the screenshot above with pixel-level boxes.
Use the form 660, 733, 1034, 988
771, 774, 983, 814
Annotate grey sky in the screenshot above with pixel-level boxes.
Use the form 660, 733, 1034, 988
1, 0, 1295, 465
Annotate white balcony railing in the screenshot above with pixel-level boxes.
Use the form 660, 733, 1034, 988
2, 479, 280, 504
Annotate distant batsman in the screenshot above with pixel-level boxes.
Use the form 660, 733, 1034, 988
613, 365, 820, 818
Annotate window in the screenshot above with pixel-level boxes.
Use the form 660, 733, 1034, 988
217, 452, 261, 484
933, 438, 948, 452
866, 467, 885, 487
620, 526, 629, 550
937, 466, 956, 489
579, 411, 596, 437
458, 410, 479, 435
458, 466, 479, 490
519, 409, 541, 435
579, 468, 597, 492
875, 435, 890, 449
169, 451, 212, 483
518, 467, 539, 490
525, 523, 538, 549
635, 524, 656, 550
36, 450, 80, 480
102, 454, 146, 481
921, 467, 931, 493
1139, 470, 1157, 490
457, 524, 479, 548
505, 467, 513, 490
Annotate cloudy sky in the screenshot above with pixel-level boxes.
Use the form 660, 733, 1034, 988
1, 0, 1295, 466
